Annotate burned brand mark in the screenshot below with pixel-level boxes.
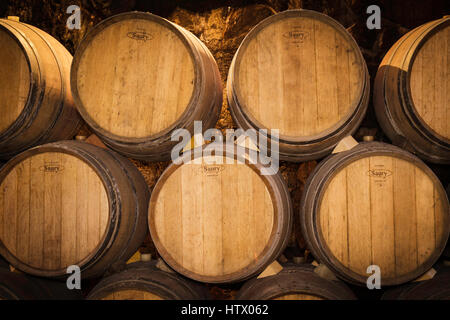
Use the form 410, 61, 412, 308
40, 161, 64, 173
127, 28, 152, 42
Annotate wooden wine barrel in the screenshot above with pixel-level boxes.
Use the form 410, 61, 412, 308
0, 269, 82, 300
0, 18, 82, 160
382, 267, 450, 300
88, 261, 209, 300
300, 142, 450, 286
374, 16, 450, 164
0, 141, 149, 279
236, 264, 356, 300
148, 144, 293, 283
227, 10, 369, 162
71, 11, 222, 161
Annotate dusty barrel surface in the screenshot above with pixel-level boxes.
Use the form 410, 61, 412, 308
71, 11, 222, 161
300, 142, 450, 286
0, 18, 82, 160
0, 141, 149, 279
227, 9, 369, 162
88, 261, 209, 300
0, 269, 82, 300
148, 144, 292, 283
236, 264, 356, 300
374, 16, 450, 164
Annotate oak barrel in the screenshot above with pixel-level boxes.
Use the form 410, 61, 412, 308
0, 141, 149, 279
236, 264, 356, 300
0, 269, 82, 300
300, 142, 450, 286
227, 10, 369, 162
374, 16, 450, 164
0, 18, 82, 160
71, 11, 222, 161
88, 261, 209, 300
382, 267, 450, 300
148, 144, 293, 283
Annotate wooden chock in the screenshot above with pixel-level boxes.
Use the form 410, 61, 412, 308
126, 251, 141, 265
332, 135, 359, 154
413, 268, 436, 282
85, 134, 108, 149
313, 263, 338, 281
257, 260, 283, 279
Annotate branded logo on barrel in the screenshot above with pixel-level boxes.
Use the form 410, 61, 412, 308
283, 27, 309, 47
40, 161, 64, 173
127, 28, 152, 42
199, 164, 225, 176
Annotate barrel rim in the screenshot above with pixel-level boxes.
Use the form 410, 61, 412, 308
0, 141, 118, 277
228, 9, 368, 143
235, 264, 356, 300
71, 11, 203, 144
148, 143, 292, 283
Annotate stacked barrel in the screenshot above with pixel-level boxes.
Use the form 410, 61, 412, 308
0, 9, 448, 300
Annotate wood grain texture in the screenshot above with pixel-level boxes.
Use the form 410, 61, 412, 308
151, 156, 274, 280
301, 142, 450, 285
410, 23, 449, 140
227, 10, 369, 161
0, 141, 149, 279
273, 293, 324, 300
72, 12, 222, 161
101, 290, 163, 300
0, 152, 109, 270
149, 145, 292, 283
0, 27, 29, 133
76, 18, 195, 138
236, 15, 362, 137
235, 264, 356, 300
0, 19, 82, 160
87, 261, 209, 300
374, 17, 450, 163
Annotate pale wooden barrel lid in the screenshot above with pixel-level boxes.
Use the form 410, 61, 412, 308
231, 10, 367, 139
149, 152, 280, 282
0, 151, 110, 272
72, 12, 196, 140
317, 151, 449, 283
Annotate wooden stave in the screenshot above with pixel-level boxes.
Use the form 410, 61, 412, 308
299, 142, 450, 286
374, 17, 450, 164
0, 19, 82, 160
87, 261, 209, 300
0, 140, 149, 279
71, 12, 222, 162
0, 269, 82, 300
226, 9, 370, 162
147, 144, 293, 284
235, 263, 356, 300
